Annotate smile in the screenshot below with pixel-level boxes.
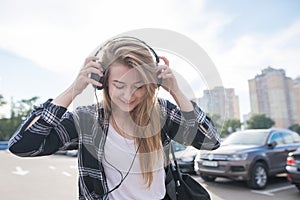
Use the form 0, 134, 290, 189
120, 99, 135, 104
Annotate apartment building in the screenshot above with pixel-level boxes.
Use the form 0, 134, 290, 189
248, 67, 298, 128
195, 86, 240, 120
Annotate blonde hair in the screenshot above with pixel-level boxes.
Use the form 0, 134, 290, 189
101, 38, 163, 187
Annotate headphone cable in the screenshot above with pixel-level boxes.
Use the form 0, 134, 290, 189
95, 86, 160, 198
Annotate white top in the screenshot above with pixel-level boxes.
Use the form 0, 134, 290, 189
103, 124, 166, 200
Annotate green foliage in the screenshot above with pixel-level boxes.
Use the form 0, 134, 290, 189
0, 94, 6, 107
221, 118, 242, 136
246, 113, 275, 129
207, 113, 223, 133
207, 113, 241, 138
288, 124, 300, 134
0, 95, 39, 140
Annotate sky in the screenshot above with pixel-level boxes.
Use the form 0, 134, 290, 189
0, 0, 299, 121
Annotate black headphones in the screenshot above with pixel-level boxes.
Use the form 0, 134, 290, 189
90, 36, 162, 90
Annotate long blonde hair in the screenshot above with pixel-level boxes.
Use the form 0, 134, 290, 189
100, 38, 163, 187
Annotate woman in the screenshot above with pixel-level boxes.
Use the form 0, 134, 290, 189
9, 37, 220, 200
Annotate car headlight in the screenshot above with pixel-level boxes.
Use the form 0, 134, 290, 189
180, 156, 194, 162
200, 154, 209, 160
228, 153, 248, 161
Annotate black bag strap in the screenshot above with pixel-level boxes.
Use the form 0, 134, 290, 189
169, 144, 182, 188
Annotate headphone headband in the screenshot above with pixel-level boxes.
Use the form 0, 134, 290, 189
94, 36, 160, 65
91, 36, 161, 90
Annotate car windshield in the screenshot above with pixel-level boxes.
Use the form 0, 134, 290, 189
222, 130, 269, 145
172, 141, 187, 152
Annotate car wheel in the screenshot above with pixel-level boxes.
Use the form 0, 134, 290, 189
296, 184, 300, 191
200, 174, 216, 182
247, 162, 268, 189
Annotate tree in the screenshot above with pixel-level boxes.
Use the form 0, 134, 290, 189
207, 113, 223, 133
289, 124, 300, 134
221, 118, 242, 136
246, 113, 275, 129
0, 96, 39, 140
0, 94, 7, 118
0, 94, 6, 107
206, 114, 242, 138
13, 96, 39, 118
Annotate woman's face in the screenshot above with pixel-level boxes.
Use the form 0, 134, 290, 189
108, 63, 147, 113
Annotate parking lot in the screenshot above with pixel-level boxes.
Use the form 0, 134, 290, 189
194, 175, 299, 200
0, 150, 299, 200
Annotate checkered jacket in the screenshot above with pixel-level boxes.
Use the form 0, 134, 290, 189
9, 98, 220, 199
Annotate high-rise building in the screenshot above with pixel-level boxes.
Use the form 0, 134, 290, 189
293, 77, 300, 125
248, 67, 298, 128
195, 86, 240, 120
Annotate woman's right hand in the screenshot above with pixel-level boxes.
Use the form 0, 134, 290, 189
51, 56, 103, 108
71, 56, 103, 96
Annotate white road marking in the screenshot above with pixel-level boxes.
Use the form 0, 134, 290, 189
62, 171, 72, 177
251, 185, 295, 196
49, 165, 56, 170
12, 166, 29, 176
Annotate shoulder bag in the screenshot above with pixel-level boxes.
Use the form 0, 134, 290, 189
164, 144, 211, 200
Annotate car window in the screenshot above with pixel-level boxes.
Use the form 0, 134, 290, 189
281, 132, 294, 144
269, 132, 285, 145
290, 132, 300, 143
172, 141, 187, 152
222, 130, 269, 145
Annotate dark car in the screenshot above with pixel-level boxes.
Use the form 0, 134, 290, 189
286, 149, 300, 191
171, 140, 198, 174
0, 141, 8, 150
194, 129, 300, 189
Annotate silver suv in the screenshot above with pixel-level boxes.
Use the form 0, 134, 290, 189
194, 129, 300, 189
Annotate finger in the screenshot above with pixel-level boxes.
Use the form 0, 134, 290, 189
87, 67, 104, 77
158, 56, 169, 66
84, 56, 99, 65
159, 72, 172, 80
156, 64, 169, 73
80, 68, 89, 75
85, 60, 103, 71
157, 65, 170, 78
88, 78, 103, 87
161, 73, 173, 79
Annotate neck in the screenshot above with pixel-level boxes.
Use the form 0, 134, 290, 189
112, 109, 129, 119
110, 112, 135, 140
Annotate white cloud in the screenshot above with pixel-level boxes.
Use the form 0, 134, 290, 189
0, 0, 183, 74
1, 0, 299, 117
209, 18, 300, 116
215, 18, 300, 83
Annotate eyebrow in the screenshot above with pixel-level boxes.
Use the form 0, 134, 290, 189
113, 80, 143, 84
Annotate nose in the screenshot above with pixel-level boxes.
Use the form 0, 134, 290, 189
122, 87, 136, 101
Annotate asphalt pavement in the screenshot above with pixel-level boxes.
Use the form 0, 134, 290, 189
1, 150, 299, 200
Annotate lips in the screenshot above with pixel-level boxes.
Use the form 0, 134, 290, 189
120, 98, 136, 105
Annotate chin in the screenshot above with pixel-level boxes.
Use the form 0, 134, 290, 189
118, 102, 137, 112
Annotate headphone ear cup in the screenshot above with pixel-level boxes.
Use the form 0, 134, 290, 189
91, 73, 106, 90
156, 70, 162, 86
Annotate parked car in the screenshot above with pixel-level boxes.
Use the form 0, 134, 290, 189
0, 141, 8, 150
55, 149, 78, 157
286, 149, 300, 191
66, 150, 78, 157
171, 140, 198, 174
194, 129, 300, 189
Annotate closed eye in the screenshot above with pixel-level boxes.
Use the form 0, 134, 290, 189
112, 80, 144, 90
134, 84, 144, 89
113, 82, 125, 89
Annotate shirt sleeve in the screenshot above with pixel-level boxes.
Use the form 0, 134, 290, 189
8, 99, 78, 157
160, 99, 221, 150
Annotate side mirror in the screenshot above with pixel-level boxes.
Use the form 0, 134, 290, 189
268, 141, 277, 149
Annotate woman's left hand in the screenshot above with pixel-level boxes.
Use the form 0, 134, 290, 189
157, 56, 180, 95
157, 56, 193, 111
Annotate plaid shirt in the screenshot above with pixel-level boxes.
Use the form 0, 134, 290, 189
9, 98, 220, 199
